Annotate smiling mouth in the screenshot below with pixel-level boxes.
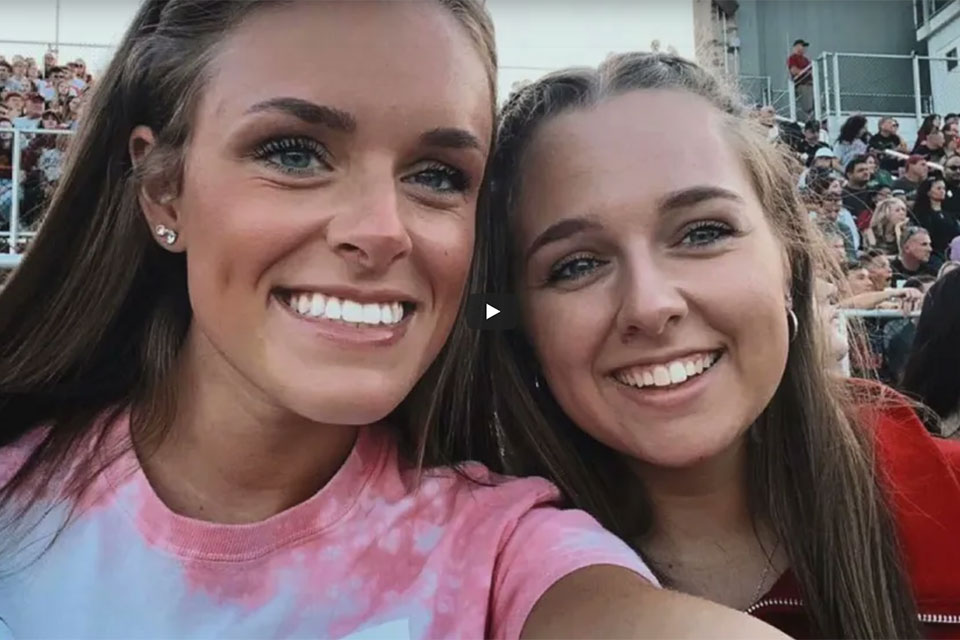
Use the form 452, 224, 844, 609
274, 289, 417, 327
613, 350, 724, 391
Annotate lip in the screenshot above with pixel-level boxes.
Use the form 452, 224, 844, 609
611, 351, 724, 411
272, 293, 413, 348
610, 348, 723, 373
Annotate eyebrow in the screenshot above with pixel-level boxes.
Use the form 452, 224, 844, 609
524, 185, 746, 261
420, 127, 483, 151
245, 97, 357, 133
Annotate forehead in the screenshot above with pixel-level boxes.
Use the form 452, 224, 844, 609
519, 90, 757, 226
201, 1, 491, 142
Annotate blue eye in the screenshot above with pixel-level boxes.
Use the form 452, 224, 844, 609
548, 255, 606, 283
680, 221, 734, 247
403, 163, 469, 194
252, 136, 331, 176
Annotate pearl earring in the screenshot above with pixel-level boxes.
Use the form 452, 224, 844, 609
155, 224, 178, 246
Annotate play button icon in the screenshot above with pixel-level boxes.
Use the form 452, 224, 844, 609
468, 293, 518, 330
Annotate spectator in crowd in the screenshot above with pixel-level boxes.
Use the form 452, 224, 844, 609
797, 147, 836, 188
841, 155, 874, 226
823, 229, 847, 266
757, 104, 779, 141
842, 262, 921, 310
787, 38, 813, 120
818, 193, 857, 263
900, 269, 960, 439
881, 275, 934, 384
797, 119, 827, 166
864, 197, 908, 254
0, 61, 12, 90
951, 235, 960, 262
940, 260, 960, 278
915, 114, 940, 147
0, 117, 12, 226
891, 226, 938, 280
63, 95, 83, 130
914, 178, 960, 259
834, 115, 868, 167
12, 94, 44, 130
42, 51, 57, 78
862, 248, 894, 290
40, 110, 60, 131
2, 92, 24, 119
73, 58, 91, 86
868, 116, 906, 172
945, 113, 959, 128
944, 155, 960, 212
892, 154, 929, 195
3, 58, 31, 94
913, 129, 946, 165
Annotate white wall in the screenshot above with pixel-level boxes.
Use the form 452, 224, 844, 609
1, 0, 697, 103
488, 0, 696, 102
927, 10, 960, 116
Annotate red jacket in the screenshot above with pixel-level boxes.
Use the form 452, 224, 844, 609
748, 394, 960, 638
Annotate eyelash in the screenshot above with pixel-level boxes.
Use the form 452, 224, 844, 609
547, 253, 608, 284
252, 136, 331, 176
402, 161, 470, 195
546, 221, 735, 284
679, 220, 736, 248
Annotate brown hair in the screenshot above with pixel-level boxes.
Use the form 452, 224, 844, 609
0, 0, 496, 550
470, 53, 921, 638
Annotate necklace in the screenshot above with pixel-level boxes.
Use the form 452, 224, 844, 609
749, 538, 782, 606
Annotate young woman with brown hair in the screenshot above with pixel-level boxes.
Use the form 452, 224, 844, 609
0, 3, 792, 638
471, 52, 960, 638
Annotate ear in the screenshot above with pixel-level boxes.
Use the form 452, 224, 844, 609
129, 125, 184, 252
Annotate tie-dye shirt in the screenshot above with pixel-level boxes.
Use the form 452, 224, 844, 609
0, 417, 655, 639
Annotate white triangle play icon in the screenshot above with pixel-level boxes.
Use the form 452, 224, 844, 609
485, 304, 501, 320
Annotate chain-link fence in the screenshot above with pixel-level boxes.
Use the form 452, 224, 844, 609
737, 75, 771, 109
815, 52, 958, 124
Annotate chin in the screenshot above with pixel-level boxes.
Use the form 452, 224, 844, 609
281, 372, 415, 426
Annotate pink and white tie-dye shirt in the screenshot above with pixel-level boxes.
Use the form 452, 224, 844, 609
0, 417, 655, 639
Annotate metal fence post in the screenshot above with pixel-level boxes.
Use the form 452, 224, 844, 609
812, 61, 822, 122
832, 53, 842, 117
912, 53, 923, 127
788, 76, 797, 121
765, 75, 771, 106
9, 130, 22, 254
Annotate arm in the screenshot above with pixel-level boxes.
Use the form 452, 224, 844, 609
842, 288, 921, 310
521, 566, 790, 639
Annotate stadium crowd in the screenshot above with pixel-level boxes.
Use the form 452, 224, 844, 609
1, 50, 92, 239
762, 107, 960, 422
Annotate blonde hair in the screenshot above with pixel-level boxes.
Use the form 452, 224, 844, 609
871, 197, 907, 245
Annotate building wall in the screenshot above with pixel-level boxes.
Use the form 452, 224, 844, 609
926, 7, 960, 114
737, 0, 917, 93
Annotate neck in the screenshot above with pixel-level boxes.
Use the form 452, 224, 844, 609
632, 437, 756, 547
931, 201, 942, 211
137, 326, 358, 524
900, 253, 921, 270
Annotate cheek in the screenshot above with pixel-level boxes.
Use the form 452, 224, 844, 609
524, 288, 607, 389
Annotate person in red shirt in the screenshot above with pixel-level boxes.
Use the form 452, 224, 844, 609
788, 39, 813, 121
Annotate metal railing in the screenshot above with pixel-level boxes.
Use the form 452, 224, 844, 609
814, 51, 956, 127
2, 127, 75, 268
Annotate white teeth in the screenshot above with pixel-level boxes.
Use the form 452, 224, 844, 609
652, 365, 671, 387
362, 303, 382, 325
342, 300, 363, 323
310, 293, 325, 318
668, 362, 688, 384
324, 298, 342, 320
616, 351, 722, 390
297, 294, 311, 315
284, 292, 407, 326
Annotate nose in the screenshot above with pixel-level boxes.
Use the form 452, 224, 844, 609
325, 177, 413, 275
615, 253, 689, 340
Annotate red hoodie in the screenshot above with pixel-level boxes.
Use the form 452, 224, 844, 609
748, 391, 960, 638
